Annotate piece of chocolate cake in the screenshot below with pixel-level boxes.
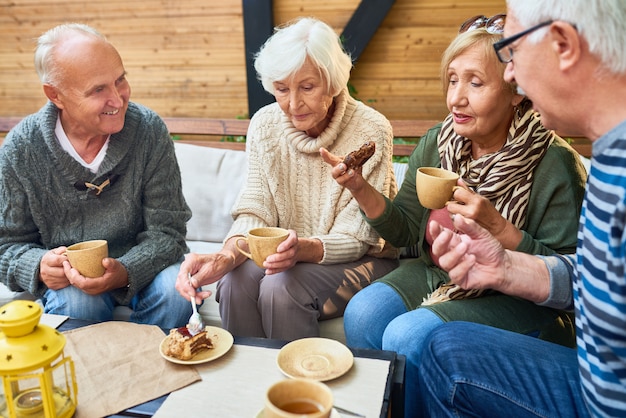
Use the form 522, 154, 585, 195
164, 326, 213, 360
343, 141, 376, 170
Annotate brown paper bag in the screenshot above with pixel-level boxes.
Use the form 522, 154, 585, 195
62, 322, 200, 418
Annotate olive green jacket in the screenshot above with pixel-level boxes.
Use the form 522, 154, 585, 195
365, 124, 587, 346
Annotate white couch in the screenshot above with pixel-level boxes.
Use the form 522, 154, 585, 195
0, 142, 409, 343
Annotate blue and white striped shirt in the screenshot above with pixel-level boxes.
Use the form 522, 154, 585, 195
571, 119, 626, 416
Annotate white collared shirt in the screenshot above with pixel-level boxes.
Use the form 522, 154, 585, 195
55, 116, 109, 173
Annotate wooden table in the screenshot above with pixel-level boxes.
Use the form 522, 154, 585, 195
58, 320, 405, 418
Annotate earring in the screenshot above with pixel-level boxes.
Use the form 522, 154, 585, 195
516, 97, 531, 120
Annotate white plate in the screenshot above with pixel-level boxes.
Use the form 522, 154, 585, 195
255, 407, 340, 417
159, 325, 234, 365
277, 337, 354, 381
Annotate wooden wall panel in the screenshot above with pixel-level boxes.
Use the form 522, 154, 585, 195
0, 0, 505, 122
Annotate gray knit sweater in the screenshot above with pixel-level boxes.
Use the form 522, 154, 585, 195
0, 101, 191, 304
226, 89, 398, 264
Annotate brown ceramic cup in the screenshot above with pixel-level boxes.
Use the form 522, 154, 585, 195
65, 239, 108, 278
235, 227, 289, 268
415, 167, 460, 209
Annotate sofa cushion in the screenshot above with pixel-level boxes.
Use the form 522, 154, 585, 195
175, 142, 248, 243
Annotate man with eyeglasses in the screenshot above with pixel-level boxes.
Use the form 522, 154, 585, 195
418, 1, 626, 417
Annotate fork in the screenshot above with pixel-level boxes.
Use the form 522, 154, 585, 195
187, 272, 205, 335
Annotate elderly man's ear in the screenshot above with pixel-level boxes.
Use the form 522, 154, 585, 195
43, 84, 64, 109
549, 21, 582, 72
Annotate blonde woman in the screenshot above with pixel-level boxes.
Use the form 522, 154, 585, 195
323, 14, 587, 418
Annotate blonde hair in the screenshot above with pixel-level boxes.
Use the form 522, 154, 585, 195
440, 29, 517, 96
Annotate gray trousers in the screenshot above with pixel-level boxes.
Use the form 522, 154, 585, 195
215, 256, 399, 341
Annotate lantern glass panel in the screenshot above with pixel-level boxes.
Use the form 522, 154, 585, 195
0, 357, 76, 418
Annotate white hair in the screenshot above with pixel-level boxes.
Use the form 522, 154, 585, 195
34, 23, 106, 85
507, 0, 626, 74
253, 17, 353, 97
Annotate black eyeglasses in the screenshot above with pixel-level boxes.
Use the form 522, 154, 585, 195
493, 20, 553, 63
459, 14, 506, 34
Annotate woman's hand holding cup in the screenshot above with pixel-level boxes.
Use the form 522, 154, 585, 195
236, 227, 290, 269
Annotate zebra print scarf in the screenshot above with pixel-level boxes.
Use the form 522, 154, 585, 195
423, 103, 554, 306
437, 102, 554, 229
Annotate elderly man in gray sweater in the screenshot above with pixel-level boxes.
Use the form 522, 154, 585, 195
0, 23, 192, 329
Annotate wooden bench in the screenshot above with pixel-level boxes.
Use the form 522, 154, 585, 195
160, 117, 441, 157
0, 116, 591, 157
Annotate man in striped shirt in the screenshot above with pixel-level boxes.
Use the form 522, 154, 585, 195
416, 1, 626, 417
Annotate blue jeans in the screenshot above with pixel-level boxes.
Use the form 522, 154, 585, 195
344, 282, 445, 418
44, 263, 192, 329
418, 322, 589, 418
344, 282, 408, 349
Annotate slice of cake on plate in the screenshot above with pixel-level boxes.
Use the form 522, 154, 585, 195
164, 326, 213, 360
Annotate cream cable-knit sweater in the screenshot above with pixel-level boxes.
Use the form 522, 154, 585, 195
226, 89, 397, 264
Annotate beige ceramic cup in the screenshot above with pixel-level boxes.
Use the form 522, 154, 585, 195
235, 227, 289, 268
264, 378, 333, 418
65, 239, 108, 278
415, 167, 460, 209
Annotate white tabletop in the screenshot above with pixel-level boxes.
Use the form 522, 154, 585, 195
153, 343, 392, 418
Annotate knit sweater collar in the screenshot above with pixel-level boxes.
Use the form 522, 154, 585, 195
40, 101, 136, 179
281, 88, 357, 154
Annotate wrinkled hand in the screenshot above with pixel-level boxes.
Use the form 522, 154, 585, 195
40, 247, 71, 290
446, 180, 521, 249
446, 180, 508, 235
263, 230, 299, 275
176, 252, 234, 303
319, 147, 367, 192
63, 257, 128, 295
429, 214, 507, 290
319, 147, 386, 218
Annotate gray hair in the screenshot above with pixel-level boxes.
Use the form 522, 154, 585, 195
253, 17, 353, 97
34, 23, 106, 85
507, 0, 626, 75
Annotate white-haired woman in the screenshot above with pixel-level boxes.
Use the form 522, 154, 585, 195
175, 17, 399, 340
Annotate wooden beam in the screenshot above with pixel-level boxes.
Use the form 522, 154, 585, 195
242, 0, 275, 117
390, 119, 439, 138
341, 0, 396, 61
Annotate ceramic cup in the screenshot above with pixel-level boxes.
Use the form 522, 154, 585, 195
264, 378, 333, 418
415, 167, 460, 209
235, 227, 289, 268
65, 239, 108, 278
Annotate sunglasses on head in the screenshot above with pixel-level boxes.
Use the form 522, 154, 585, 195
459, 14, 506, 34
